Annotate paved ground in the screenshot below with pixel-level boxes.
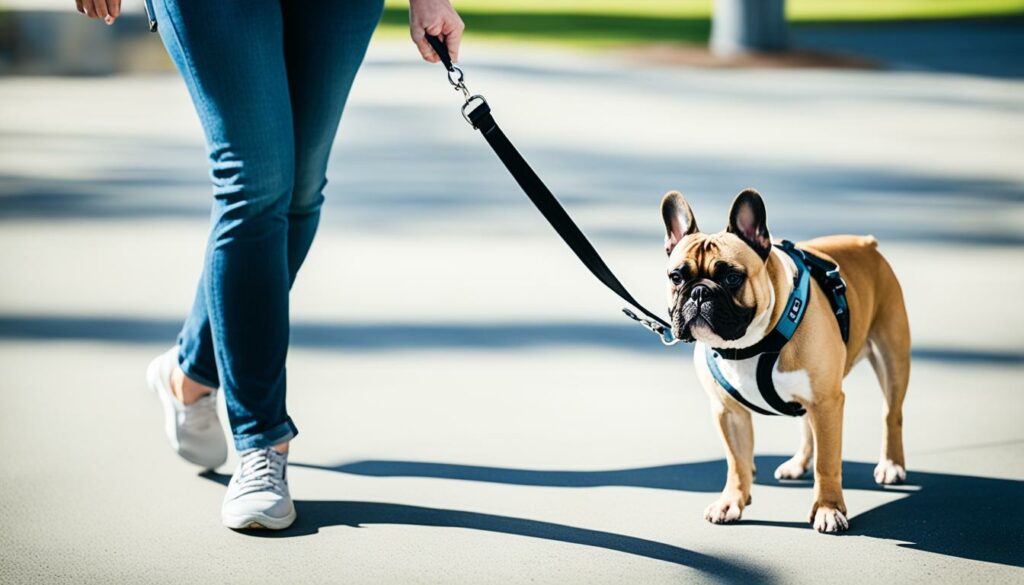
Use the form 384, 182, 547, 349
1, 38, 1023, 584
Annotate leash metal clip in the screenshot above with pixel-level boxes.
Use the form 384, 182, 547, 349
622, 308, 679, 346
443, 65, 488, 126
447, 66, 470, 99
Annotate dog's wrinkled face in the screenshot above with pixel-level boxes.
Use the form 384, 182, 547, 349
660, 189, 775, 346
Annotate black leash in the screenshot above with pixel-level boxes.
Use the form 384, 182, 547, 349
425, 35, 677, 346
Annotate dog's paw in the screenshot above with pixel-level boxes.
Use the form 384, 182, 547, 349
773, 456, 810, 480
874, 459, 906, 485
704, 495, 746, 524
809, 502, 849, 534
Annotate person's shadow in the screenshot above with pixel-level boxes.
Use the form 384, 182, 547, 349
202, 454, 1023, 575
201, 470, 768, 584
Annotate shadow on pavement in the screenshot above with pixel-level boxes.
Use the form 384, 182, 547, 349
2, 314, 1023, 365
3, 132, 1023, 248
287, 455, 1024, 568
199, 470, 766, 582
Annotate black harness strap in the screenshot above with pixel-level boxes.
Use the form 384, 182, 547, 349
802, 252, 851, 344
705, 346, 777, 416
756, 353, 806, 416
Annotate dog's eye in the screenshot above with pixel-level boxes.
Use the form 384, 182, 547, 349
723, 272, 745, 288
669, 270, 684, 285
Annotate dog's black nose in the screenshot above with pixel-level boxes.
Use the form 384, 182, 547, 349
690, 284, 709, 304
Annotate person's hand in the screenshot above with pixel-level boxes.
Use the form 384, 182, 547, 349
409, 0, 464, 64
75, 0, 121, 25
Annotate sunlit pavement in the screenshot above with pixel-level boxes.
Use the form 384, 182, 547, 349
1, 39, 1022, 584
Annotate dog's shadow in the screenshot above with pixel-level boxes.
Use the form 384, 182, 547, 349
203, 455, 1023, 571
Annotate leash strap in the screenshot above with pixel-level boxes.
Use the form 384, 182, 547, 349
425, 35, 676, 345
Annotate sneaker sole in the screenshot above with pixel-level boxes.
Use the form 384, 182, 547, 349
223, 509, 297, 531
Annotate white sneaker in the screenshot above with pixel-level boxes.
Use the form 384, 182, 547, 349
222, 447, 296, 530
145, 346, 228, 469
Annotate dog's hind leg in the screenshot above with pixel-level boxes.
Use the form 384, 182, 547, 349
867, 295, 911, 485
867, 335, 910, 484
774, 416, 813, 480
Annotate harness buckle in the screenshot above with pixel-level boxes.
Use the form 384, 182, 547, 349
825, 268, 847, 295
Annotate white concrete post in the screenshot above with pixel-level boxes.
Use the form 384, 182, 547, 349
711, 0, 789, 57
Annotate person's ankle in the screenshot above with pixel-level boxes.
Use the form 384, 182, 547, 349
170, 366, 214, 405
272, 441, 289, 454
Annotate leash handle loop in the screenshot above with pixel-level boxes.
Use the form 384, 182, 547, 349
426, 34, 455, 72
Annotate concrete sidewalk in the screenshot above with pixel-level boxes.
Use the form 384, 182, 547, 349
1, 40, 1022, 584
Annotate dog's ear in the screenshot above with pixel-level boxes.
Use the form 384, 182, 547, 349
661, 191, 699, 256
727, 188, 772, 261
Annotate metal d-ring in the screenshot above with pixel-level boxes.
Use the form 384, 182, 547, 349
461, 94, 488, 126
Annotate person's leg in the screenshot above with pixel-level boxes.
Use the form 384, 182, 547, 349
153, 0, 298, 451
281, 0, 384, 258
172, 0, 384, 405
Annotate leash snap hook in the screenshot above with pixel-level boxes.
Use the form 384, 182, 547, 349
622, 308, 679, 346
447, 66, 471, 101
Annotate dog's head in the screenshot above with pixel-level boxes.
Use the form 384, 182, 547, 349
660, 189, 777, 346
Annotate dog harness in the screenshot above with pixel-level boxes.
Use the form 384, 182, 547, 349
705, 240, 850, 417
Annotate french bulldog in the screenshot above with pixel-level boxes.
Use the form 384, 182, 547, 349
661, 188, 910, 533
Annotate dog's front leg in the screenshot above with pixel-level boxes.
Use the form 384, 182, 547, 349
704, 400, 754, 524
805, 388, 849, 533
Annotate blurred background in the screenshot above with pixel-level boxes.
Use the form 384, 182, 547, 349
1, 1, 1022, 584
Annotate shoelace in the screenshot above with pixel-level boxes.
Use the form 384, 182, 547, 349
180, 393, 218, 430
234, 447, 287, 497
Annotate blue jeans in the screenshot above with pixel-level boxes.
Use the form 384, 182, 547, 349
151, 0, 383, 450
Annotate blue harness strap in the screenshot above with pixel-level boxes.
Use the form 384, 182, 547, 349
705, 240, 846, 417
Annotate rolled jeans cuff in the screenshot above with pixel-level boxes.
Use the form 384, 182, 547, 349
233, 418, 298, 451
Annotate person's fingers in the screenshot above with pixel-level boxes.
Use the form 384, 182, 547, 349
424, 21, 444, 37
107, 0, 121, 18
80, 0, 96, 17
410, 28, 438, 63
416, 38, 439, 63
92, 0, 110, 22
75, 0, 85, 14
445, 23, 464, 63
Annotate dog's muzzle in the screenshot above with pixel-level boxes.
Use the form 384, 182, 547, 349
673, 282, 753, 342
